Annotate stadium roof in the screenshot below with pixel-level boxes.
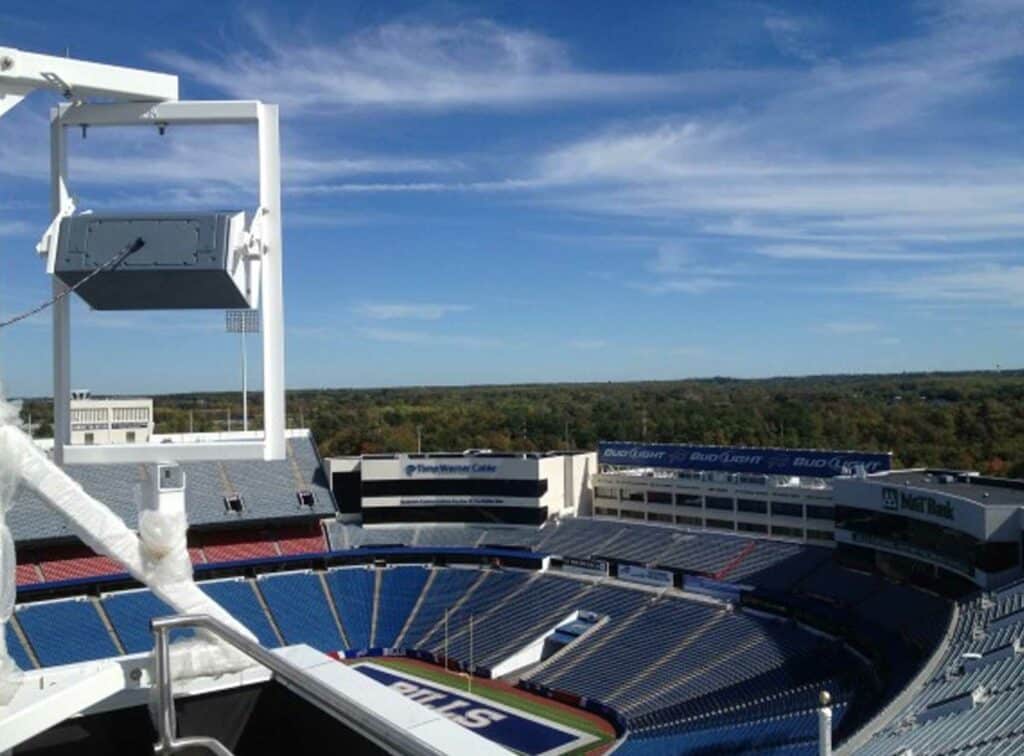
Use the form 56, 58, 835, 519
868, 469, 1024, 508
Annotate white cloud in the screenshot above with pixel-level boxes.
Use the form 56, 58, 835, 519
0, 104, 454, 202
0, 219, 33, 238
303, 0, 1024, 259
625, 242, 746, 295
155, 18, 679, 113
764, 14, 826, 63
631, 276, 734, 295
352, 303, 471, 321
754, 244, 951, 262
855, 264, 1024, 306
357, 327, 499, 348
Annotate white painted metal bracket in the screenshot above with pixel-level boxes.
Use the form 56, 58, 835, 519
0, 46, 178, 119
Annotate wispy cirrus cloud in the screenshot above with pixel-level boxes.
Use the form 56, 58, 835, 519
854, 264, 1024, 306
753, 244, 953, 262
357, 327, 499, 348
0, 105, 455, 200
352, 302, 471, 321
300, 1, 1024, 261
155, 17, 684, 113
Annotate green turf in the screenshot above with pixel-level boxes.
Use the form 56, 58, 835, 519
353, 658, 614, 755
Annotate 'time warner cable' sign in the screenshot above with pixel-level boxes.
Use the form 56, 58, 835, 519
599, 442, 891, 478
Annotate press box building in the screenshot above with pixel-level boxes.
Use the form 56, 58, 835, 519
327, 450, 596, 526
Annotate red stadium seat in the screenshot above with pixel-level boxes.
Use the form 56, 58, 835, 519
38, 545, 122, 582
201, 530, 278, 563
16, 562, 42, 585
276, 523, 328, 555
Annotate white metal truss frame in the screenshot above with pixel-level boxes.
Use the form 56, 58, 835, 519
46, 100, 287, 463
0, 46, 177, 118
0, 49, 286, 462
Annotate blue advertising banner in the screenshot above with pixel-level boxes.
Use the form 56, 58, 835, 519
354, 663, 595, 755
598, 441, 891, 478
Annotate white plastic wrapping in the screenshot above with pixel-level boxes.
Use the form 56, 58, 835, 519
0, 421, 258, 687
0, 389, 22, 704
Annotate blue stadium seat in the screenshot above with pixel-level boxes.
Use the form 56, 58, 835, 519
324, 567, 376, 650
399, 568, 480, 648
17, 598, 119, 666
257, 572, 343, 652
374, 567, 429, 649
200, 579, 280, 648
101, 589, 194, 653
5, 622, 34, 670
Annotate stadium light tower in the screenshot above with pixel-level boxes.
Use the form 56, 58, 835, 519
226, 309, 260, 432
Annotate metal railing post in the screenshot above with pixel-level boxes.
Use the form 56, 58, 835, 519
149, 614, 444, 756
154, 624, 175, 752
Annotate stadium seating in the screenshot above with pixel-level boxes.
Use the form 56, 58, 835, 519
5, 623, 34, 670
16, 598, 119, 666
374, 566, 429, 648
418, 570, 531, 653
200, 578, 281, 648
200, 529, 278, 563
37, 544, 123, 582
329, 518, 830, 585
15, 562, 41, 585
7, 432, 334, 543
398, 568, 480, 648
325, 567, 376, 650
101, 589, 194, 653
3, 560, 901, 754
6, 509, 967, 754
276, 523, 328, 555
257, 571, 343, 652
617, 705, 844, 756
852, 576, 1024, 755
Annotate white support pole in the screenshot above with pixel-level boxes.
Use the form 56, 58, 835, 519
257, 103, 285, 461
50, 109, 70, 465
241, 330, 248, 433
818, 691, 833, 756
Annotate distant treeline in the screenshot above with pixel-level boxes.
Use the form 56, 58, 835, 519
18, 370, 1024, 477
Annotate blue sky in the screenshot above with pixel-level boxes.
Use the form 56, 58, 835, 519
2, 0, 1024, 396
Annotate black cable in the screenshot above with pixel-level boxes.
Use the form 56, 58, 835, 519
0, 237, 146, 330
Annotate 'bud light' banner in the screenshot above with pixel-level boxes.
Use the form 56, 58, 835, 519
599, 441, 891, 478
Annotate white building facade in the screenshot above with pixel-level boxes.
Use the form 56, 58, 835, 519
592, 441, 893, 545
70, 394, 154, 445
593, 469, 839, 543
327, 451, 595, 526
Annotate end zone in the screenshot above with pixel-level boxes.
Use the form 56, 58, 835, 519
352, 662, 603, 755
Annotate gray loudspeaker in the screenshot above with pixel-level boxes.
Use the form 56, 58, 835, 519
55, 212, 251, 310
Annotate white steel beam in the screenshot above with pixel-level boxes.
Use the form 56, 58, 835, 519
0, 46, 177, 106
50, 109, 71, 465
58, 100, 261, 127
258, 103, 286, 461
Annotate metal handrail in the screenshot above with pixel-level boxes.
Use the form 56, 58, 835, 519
150, 614, 446, 756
